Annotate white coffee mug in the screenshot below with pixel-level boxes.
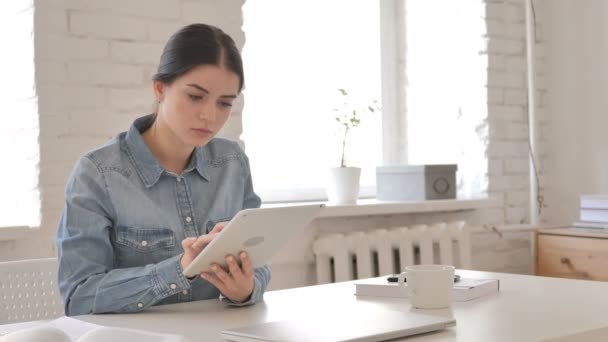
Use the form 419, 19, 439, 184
397, 264, 455, 309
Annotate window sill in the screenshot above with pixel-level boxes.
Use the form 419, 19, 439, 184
0, 226, 35, 241
262, 197, 499, 218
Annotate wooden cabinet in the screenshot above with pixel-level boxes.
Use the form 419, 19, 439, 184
535, 228, 608, 281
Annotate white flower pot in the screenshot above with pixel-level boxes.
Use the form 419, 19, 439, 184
326, 167, 361, 205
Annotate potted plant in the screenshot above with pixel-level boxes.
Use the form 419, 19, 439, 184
326, 88, 378, 205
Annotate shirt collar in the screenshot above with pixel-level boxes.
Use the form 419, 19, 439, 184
124, 115, 209, 188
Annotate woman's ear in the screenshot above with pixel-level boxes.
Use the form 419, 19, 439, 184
153, 80, 166, 103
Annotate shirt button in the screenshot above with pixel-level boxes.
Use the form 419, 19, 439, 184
140, 240, 148, 247
182, 290, 188, 295
137, 303, 143, 308
177, 178, 182, 182
185, 217, 192, 223
170, 283, 177, 289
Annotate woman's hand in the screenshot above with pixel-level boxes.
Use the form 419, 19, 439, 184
180, 222, 227, 271
201, 251, 255, 303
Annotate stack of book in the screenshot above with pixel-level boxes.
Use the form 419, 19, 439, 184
354, 276, 499, 302
574, 194, 608, 229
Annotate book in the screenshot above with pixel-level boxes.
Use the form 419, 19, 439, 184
580, 194, 608, 210
354, 277, 499, 302
573, 221, 608, 230
0, 317, 186, 342
579, 208, 608, 223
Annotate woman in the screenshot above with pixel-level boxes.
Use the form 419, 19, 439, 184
56, 23, 270, 316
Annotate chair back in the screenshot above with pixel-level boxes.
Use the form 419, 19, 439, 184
0, 257, 64, 323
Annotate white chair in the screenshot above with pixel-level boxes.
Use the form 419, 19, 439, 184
0, 257, 64, 324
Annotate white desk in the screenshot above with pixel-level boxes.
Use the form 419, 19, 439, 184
3, 270, 608, 341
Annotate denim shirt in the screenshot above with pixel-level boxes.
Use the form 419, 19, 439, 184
56, 115, 270, 316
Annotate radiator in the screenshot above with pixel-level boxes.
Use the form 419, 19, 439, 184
312, 221, 471, 284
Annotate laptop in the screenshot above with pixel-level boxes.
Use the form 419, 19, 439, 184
220, 310, 455, 342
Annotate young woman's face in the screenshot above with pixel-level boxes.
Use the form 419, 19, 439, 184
154, 64, 240, 148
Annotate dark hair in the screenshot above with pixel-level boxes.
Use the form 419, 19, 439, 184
153, 23, 244, 92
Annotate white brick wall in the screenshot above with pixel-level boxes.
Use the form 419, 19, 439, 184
485, 0, 546, 225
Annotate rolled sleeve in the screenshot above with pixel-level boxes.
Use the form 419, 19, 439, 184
222, 265, 271, 307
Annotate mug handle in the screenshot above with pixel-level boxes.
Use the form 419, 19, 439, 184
397, 271, 407, 287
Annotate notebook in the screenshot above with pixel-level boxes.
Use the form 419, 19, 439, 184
354, 277, 499, 302
220, 310, 455, 342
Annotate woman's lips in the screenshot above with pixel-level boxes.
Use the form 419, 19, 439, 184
192, 128, 212, 135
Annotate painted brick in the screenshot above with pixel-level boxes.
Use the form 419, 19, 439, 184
35, 0, 87, 10
39, 162, 74, 187
488, 38, 525, 55
487, 70, 525, 88
488, 54, 506, 70
110, 41, 164, 65
488, 158, 504, 176
506, 56, 527, 72
40, 136, 108, 163
487, 141, 528, 158
484, 3, 506, 20
39, 113, 71, 139
108, 87, 155, 111
506, 190, 529, 206
37, 84, 106, 109
504, 89, 527, 105
35, 7, 68, 32
508, 122, 529, 140
37, 34, 109, 61
181, 1, 245, 46
67, 62, 143, 86
147, 21, 183, 42
82, 0, 180, 19
69, 111, 137, 138
487, 87, 503, 104
488, 105, 526, 121
505, 3, 525, 23
35, 61, 67, 83
505, 23, 525, 39
506, 206, 527, 224
486, 19, 505, 36
70, 12, 146, 40
505, 157, 529, 174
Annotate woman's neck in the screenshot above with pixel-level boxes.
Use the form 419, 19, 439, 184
142, 116, 193, 175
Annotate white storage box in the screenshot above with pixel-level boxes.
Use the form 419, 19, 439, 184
376, 164, 457, 201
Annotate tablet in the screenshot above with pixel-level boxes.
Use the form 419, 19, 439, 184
183, 204, 325, 277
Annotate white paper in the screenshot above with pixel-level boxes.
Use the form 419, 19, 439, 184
0, 317, 187, 342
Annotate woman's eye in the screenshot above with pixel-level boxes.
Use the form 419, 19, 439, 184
220, 102, 233, 108
189, 94, 203, 101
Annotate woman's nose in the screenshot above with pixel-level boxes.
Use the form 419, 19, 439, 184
198, 101, 217, 122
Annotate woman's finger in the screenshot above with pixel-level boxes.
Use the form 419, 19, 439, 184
192, 232, 218, 249
239, 251, 254, 278
210, 221, 228, 233
226, 254, 243, 280
181, 237, 196, 250
201, 273, 226, 293
211, 263, 232, 285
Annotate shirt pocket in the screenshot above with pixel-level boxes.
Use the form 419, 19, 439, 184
205, 217, 234, 234
114, 226, 177, 267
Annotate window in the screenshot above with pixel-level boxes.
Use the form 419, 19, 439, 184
0, 1, 40, 227
242, 0, 488, 203
405, 0, 488, 197
242, 0, 381, 203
